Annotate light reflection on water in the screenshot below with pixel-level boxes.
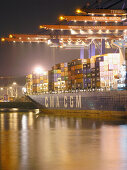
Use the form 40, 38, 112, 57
0, 112, 127, 170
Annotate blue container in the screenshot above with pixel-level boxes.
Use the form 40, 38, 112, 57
57, 74, 61, 78
83, 83, 87, 88
83, 69, 87, 74
86, 68, 91, 73
83, 79, 87, 83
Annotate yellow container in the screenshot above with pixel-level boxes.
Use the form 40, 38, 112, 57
96, 82, 100, 87
76, 79, 83, 83
61, 72, 65, 76
27, 74, 32, 79
71, 66, 75, 71
40, 76, 43, 80
76, 74, 83, 79
75, 65, 83, 70
32, 79, 40, 84
43, 80, 48, 83
57, 69, 61, 74
64, 72, 68, 76
60, 63, 64, 67
64, 67, 68, 71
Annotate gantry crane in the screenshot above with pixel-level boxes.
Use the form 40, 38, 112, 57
1, 0, 127, 58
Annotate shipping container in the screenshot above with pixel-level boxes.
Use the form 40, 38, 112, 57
76, 79, 83, 83
83, 69, 87, 74
71, 66, 75, 71
75, 69, 83, 74
76, 74, 83, 79
75, 64, 83, 70
83, 83, 87, 89
96, 82, 100, 87
87, 73, 91, 78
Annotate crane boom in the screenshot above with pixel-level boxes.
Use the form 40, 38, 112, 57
40, 25, 127, 30
60, 15, 122, 22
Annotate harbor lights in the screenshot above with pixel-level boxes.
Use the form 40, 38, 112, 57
1, 38, 5, 42
34, 66, 44, 75
59, 16, 65, 21
9, 34, 13, 38
12, 82, 18, 98
13, 82, 17, 85
76, 9, 82, 14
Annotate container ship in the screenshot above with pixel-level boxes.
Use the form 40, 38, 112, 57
18, 3, 126, 117
26, 53, 127, 117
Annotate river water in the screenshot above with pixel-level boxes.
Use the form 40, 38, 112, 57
0, 111, 127, 170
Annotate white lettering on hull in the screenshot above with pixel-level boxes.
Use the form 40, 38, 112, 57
76, 95, 82, 108
45, 97, 48, 108
70, 96, 74, 108
56, 96, 60, 108
64, 96, 67, 108
50, 96, 54, 108
44, 95, 82, 109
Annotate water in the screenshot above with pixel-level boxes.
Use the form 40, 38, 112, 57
0, 112, 127, 170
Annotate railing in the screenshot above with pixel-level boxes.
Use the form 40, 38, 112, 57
26, 87, 117, 95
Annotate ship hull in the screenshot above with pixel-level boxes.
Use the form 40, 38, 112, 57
29, 91, 127, 116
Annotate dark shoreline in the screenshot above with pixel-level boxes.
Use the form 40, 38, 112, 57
0, 102, 38, 110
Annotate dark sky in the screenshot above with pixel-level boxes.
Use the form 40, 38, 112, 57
0, 0, 125, 76
0, 0, 85, 76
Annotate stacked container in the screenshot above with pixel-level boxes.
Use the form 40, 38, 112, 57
26, 74, 32, 94
32, 73, 41, 93
67, 61, 77, 90
83, 59, 91, 89
41, 72, 48, 92
94, 53, 121, 89
48, 70, 53, 91
60, 62, 68, 91
48, 64, 62, 91
74, 59, 84, 89
26, 53, 121, 93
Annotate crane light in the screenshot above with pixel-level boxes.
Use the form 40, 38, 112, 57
34, 66, 43, 74
1, 38, 5, 42
39, 25, 44, 29
59, 16, 65, 21
9, 34, 13, 38
76, 9, 82, 14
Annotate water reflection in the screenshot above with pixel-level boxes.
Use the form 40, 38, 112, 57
0, 112, 127, 170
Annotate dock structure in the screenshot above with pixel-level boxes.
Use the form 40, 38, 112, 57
1, 6, 127, 58
1, 1, 127, 87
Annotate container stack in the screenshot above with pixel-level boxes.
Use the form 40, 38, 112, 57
68, 61, 76, 90
40, 72, 48, 92
75, 59, 84, 89
95, 56, 102, 89
26, 74, 33, 94
26, 53, 121, 93
67, 62, 72, 90
94, 53, 121, 89
83, 59, 91, 89
60, 62, 68, 91
48, 70, 53, 92
32, 73, 41, 93
48, 64, 63, 91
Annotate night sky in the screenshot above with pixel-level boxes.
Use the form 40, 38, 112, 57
0, 0, 125, 76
